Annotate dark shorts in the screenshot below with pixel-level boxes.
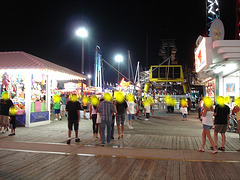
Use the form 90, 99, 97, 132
54, 109, 60, 114
10, 116, 16, 129
128, 114, 136, 121
116, 114, 125, 126
83, 106, 87, 110
203, 124, 212, 130
146, 113, 150, 119
214, 124, 227, 133
68, 119, 79, 131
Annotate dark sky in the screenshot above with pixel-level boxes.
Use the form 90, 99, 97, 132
0, 0, 237, 84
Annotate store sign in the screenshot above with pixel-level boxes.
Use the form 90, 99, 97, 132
64, 82, 77, 89
195, 38, 207, 73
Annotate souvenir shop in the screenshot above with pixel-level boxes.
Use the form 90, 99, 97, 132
0, 51, 86, 127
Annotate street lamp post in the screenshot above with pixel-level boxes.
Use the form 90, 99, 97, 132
87, 74, 92, 87
76, 27, 88, 75
114, 54, 123, 83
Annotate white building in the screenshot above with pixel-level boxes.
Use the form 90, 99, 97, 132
195, 37, 240, 106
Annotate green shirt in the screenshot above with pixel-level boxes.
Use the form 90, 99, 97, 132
54, 102, 61, 110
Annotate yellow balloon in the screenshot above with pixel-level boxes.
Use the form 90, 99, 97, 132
104, 93, 112, 102
203, 96, 213, 108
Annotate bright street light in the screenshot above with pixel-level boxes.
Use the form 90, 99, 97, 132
75, 27, 88, 75
75, 27, 88, 38
87, 74, 92, 87
114, 54, 123, 63
114, 54, 123, 83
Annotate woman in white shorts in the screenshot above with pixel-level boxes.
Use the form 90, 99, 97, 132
197, 104, 217, 154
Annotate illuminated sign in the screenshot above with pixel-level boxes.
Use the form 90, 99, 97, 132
195, 38, 207, 73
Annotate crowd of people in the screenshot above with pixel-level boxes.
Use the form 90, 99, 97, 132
66, 93, 152, 146
1, 91, 240, 152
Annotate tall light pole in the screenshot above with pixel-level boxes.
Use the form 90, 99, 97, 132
114, 54, 123, 83
87, 74, 92, 87
76, 27, 88, 74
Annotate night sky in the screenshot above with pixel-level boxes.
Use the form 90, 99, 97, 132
0, 0, 237, 84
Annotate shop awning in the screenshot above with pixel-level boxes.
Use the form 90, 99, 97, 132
0, 51, 86, 80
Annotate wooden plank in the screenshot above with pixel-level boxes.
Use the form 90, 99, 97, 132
127, 159, 146, 179
150, 160, 168, 180
172, 136, 177, 149
191, 162, 209, 180
20, 154, 67, 179
135, 159, 155, 180
166, 160, 180, 180
91, 157, 120, 180
179, 161, 194, 180
38, 156, 90, 179
104, 158, 135, 180
1, 153, 54, 179
202, 162, 229, 180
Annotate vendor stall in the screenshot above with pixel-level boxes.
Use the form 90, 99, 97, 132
0, 51, 86, 127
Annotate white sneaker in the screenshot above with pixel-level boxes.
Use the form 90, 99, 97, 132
59, 116, 62, 120
129, 126, 134, 129
54, 118, 58, 121
145, 119, 149, 121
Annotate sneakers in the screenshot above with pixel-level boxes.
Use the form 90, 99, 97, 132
67, 139, 71, 144
129, 126, 134, 129
67, 138, 80, 144
145, 119, 149, 121
59, 116, 62, 120
8, 133, 15, 136
54, 118, 58, 121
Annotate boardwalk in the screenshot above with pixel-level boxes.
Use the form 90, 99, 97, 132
1, 111, 240, 179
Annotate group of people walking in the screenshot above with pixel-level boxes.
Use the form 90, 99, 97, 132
67, 93, 152, 146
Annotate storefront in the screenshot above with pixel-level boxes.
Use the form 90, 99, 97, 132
0, 51, 86, 127
195, 37, 240, 107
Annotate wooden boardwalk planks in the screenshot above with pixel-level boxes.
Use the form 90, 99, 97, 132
1, 149, 240, 180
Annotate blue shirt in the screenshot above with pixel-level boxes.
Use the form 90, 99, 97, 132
97, 100, 115, 120
61, 97, 67, 105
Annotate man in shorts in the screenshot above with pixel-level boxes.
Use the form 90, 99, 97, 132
213, 97, 230, 151
115, 98, 129, 139
66, 94, 81, 144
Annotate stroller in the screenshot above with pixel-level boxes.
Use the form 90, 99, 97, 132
227, 114, 238, 133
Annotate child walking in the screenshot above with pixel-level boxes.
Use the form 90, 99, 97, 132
180, 104, 188, 121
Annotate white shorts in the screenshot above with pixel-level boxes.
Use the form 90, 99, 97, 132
96, 113, 101, 123
60, 105, 66, 111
